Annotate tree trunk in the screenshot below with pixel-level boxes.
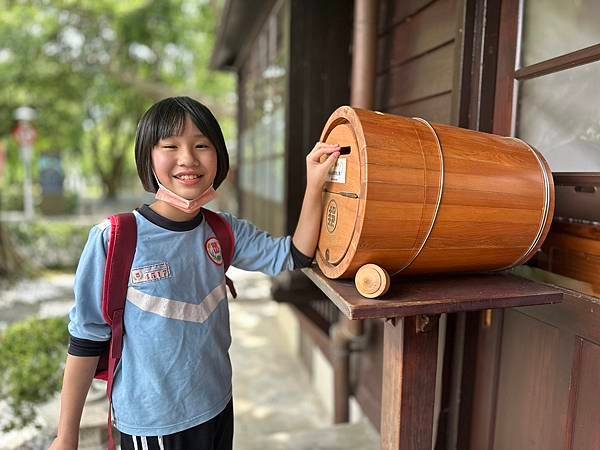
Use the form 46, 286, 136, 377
0, 222, 28, 281
105, 177, 118, 199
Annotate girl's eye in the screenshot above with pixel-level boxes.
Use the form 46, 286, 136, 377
196, 144, 208, 149
162, 145, 177, 149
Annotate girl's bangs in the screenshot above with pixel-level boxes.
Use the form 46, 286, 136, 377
154, 106, 187, 142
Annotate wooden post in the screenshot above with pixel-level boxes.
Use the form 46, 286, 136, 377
380, 315, 440, 450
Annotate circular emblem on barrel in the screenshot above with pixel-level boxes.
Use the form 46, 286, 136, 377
326, 199, 338, 233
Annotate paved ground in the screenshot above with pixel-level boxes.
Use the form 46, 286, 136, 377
0, 268, 379, 450
229, 268, 379, 450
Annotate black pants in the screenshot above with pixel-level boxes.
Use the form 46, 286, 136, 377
120, 400, 233, 450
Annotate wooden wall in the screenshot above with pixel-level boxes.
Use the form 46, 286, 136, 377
469, 291, 600, 450
355, 0, 461, 431
375, 0, 458, 124
467, 0, 600, 447
287, 0, 353, 234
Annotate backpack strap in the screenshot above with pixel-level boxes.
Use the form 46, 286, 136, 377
201, 208, 237, 298
102, 213, 137, 326
102, 212, 137, 450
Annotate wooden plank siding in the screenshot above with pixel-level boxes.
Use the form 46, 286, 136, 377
470, 291, 600, 450
379, 0, 443, 33
377, 0, 457, 72
287, 0, 353, 234
375, 0, 457, 124
355, 0, 460, 432
466, 0, 600, 447
376, 43, 454, 109
491, 310, 573, 450
387, 92, 452, 125
571, 341, 600, 450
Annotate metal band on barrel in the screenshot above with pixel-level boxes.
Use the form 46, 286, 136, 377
391, 117, 445, 276
496, 137, 551, 270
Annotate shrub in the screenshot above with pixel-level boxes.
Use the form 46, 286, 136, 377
0, 316, 69, 431
5, 220, 90, 270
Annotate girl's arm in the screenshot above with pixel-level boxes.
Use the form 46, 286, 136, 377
292, 142, 340, 257
49, 354, 100, 450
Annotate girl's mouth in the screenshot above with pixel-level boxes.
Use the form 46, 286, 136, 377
174, 174, 203, 185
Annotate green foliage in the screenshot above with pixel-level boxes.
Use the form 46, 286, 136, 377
5, 220, 91, 270
0, 316, 70, 431
0, 0, 235, 199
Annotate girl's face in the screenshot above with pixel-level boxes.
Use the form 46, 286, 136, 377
151, 116, 218, 200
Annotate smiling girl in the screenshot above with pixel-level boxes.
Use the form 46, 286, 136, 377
49, 97, 340, 450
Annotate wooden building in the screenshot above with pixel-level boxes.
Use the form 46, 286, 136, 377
211, 0, 600, 448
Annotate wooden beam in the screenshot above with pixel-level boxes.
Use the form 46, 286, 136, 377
380, 315, 440, 450
515, 43, 600, 81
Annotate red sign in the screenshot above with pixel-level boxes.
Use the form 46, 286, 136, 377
13, 122, 37, 147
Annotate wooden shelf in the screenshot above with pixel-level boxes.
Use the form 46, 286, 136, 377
302, 267, 563, 320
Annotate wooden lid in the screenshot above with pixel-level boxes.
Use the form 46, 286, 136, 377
317, 122, 361, 265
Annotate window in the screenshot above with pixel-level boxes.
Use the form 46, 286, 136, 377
495, 0, 600, 296
517, 61, 600, 172
239, 1, 289, 234
521, 0, 600, 67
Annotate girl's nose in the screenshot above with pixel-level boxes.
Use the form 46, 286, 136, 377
178, 147, 200, 166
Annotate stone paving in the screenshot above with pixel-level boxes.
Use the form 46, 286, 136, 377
0, 268, 379, 450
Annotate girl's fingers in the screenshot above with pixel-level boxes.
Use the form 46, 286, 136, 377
309, 142, 340, 161
319, 151, 340, 169
311, 141, 339, 150
326, 151, 340, 165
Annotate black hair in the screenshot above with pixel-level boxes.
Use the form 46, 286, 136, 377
134, 96, 229, 192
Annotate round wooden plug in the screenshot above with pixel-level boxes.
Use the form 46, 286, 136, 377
354, 264, 391, 299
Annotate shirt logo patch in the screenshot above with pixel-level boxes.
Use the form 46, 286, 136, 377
130, 262, 172, 284
205, 237, 223, 265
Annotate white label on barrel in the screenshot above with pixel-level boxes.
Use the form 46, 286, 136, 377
327, 158, 347, 184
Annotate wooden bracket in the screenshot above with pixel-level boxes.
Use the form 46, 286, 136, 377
416, 314, 438, 333
385, 317, 398, 327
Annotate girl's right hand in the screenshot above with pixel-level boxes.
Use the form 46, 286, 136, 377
48, 436, 78, 450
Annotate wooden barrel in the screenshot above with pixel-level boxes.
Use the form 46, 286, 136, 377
316, 106, 554, 279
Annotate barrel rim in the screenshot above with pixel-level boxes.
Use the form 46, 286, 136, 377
317, 106, 368, 278
319, 123, 361, 265
497, 138, 555, 268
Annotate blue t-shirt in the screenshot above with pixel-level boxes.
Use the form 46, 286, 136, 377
68, 207, 295, 436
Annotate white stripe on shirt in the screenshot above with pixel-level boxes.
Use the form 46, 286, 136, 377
127, 282, 227, 323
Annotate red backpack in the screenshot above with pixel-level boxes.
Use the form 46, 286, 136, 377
95, 208, 236, 450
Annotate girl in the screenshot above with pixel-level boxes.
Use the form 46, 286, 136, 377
49, 96, 340, 450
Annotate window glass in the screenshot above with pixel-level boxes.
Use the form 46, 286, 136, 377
516, 60, 600, 172
521, 0, 600, 67
272, 157, 284, 204
238, 0, 288, 234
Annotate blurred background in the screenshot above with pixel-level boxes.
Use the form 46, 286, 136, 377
8, 0, 599, 448
0, 2, 378, 448
0, 0, 239, 447
0, 0, 237, 220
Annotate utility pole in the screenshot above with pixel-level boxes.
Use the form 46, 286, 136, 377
13, 106, 37, 220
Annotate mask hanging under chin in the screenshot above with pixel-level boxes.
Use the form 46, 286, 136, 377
153, 172, 217, 214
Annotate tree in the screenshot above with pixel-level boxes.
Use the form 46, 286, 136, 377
0, 1, 235, 282
0, 0, 234, 199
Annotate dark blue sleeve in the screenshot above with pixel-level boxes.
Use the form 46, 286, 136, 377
68, 334, 109, 357
291, 241, 314, 269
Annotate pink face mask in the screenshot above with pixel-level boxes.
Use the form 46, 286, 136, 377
153, 172, 217, 214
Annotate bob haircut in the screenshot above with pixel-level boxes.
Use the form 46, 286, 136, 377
134, 96, 229, 193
